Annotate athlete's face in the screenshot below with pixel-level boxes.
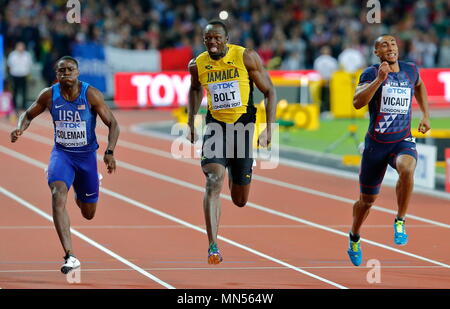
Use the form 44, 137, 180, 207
203, 25, 228, 60
374, 36, 399, 64
56, 60, 79, 86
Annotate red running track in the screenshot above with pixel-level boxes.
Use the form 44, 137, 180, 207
0, 110, 449, 289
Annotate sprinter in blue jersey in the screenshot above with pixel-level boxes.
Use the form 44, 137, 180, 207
10, 56, 120, 274
347, 35, 431, 266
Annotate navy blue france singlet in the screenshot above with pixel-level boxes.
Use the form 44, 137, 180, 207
358, 61, 420, 143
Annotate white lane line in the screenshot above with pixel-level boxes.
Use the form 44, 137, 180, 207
0, 186, 175, 289
105, 158, 450, 268
2, 121, 449, 228
97, 134, 450, 228
0, 147, 348, 289
0, 224, 439, 230
2, 146, 449, 272
127, 120, 450, 200
252, 174, 450, 229
101, 187, 348, 289
0, 265, 447, 274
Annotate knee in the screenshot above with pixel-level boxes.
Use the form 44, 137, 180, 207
78, 202, 96, 220
358, 196, 376, 209
205, 173, 224, 193
397, 164, 415, 180
82, 212, 95, 220
232, 196, 247, 208
396, 159, 416, 179
50, 187, 67, 204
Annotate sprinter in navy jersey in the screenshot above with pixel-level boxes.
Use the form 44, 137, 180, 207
346, 35, 431, 266
10, 56, 120, 274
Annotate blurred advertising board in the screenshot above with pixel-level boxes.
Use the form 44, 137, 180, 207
113, 69, 450, 109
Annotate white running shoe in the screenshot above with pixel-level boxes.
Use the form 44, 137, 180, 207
61, 254, 81, 274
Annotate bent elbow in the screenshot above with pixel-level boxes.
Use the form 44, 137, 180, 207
353, 97, 365, 110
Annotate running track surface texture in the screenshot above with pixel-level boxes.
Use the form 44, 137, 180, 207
0, 110, 449, 289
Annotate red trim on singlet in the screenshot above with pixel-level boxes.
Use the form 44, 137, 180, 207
367, 131, 412, 143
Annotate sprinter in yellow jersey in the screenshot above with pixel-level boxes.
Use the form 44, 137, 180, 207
187, 20, 276, 265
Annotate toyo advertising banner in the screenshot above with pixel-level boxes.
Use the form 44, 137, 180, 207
114, 69, 450, 109
115, 72, 191, 108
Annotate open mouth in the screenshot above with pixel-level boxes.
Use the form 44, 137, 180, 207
209, 46, 219, 53
386, 52, 397, 58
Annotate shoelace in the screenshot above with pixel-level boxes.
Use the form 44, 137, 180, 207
351, 241, 360, 252
395, 221, 405, 233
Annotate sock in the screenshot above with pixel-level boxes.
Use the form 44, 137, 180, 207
395, 216, 405, 223
349, 232, 360, 242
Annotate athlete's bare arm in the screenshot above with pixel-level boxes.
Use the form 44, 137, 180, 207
353, 62, 391, 109
414, 76, 431, 134
243, 49, 276, 147
10, 88, 52, 143
187, 58, 203, 143
88, 87, 120, 173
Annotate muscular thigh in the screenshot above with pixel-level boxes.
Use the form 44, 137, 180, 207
388, 139, 417, 170
359, 140, 391, 195
72, 151, 99, 203
47, 148, 75, 190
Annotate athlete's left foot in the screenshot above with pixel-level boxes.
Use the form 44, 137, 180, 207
61, 253, 81, 274
347, 237, 362, 266
394, 218, 408, 245
207, 243, 223, 265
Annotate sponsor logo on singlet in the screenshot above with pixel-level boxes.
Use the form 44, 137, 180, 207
55, 110, 87, 147
380, 85, 411, 114
208, 80, 242, 110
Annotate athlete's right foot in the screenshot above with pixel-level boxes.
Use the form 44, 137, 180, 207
207, 243, 223, 265
61, 253, 81, 274
394, 218, 408, 245
347, 236, 362, 266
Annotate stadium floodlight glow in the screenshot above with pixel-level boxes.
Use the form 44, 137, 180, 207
219, 11, 229, 20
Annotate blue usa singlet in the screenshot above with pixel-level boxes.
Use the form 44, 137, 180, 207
50, 81, 99, 152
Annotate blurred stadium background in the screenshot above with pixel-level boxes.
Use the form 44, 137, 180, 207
0, 0, 449, 191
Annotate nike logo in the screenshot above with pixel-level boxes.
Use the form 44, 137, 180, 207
55, 104, 64, 109
85, 192, 96, 197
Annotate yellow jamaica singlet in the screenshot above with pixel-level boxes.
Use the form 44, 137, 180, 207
196, 44, 254, 123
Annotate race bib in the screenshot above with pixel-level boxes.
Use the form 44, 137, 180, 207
55, 121, 87, 147
380, 85, 411, 114
208, 80, 242, 111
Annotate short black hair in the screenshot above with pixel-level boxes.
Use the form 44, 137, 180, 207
374, 34, 394, 49
55, 56, 79, 69
206, 20, 228, 37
